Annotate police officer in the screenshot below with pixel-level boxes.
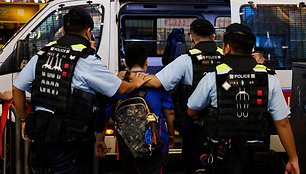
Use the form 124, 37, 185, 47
252, 46, 266, 65
12, 7, 148, 174
187, 23, 299, 174
140, 18, 223, 173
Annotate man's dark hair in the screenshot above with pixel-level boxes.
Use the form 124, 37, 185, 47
63, 7, 94, 33
224, 23, 256, 54
125, 43, 147, 69
190, 19, 215, 37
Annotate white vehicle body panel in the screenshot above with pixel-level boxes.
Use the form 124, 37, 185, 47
1, 0, 303, 155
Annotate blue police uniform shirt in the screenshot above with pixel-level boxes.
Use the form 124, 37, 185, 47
156, 54, 193, 91
187, 72, 290, 121
14, 54, 122, 99
113, 71, 174, 153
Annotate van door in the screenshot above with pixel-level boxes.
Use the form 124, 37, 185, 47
118, 1, 231, 74
116, 1, 230, 154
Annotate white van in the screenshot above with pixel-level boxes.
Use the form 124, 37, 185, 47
0, 0, 232, 156
0, 0, 305, 172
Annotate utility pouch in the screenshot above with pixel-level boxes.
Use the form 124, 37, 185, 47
68, 89, 107, 132
25, 111, 51, 140
45, 115, 64, 144
206, 107, 218, 139
64, 118, 90, 142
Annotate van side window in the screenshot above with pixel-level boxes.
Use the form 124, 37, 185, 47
122, 17, 195, 57
214, 16, 231, 49
26, 4, 104, 58
241, 4, 306, 69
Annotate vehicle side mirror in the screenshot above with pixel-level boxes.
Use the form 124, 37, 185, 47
0, 40, 29, 75
16, 40, 29, 70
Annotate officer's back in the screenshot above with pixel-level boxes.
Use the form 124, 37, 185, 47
187, 23, 300, 174
12, 7, 149, 174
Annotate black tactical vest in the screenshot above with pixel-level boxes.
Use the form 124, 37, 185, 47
28, 40, 107, 142
31, 42, 87, 113
173, 42, 223, 121
207, 63, 270, 141
189, 47, 223, 87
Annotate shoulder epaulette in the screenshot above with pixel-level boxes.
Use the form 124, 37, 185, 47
266, 68, 276, 75
217, 47, 223, 55
255, 64, 276, 75
188, 48, 203, 61
79, 47, 95, 58
188, 48, 202, 56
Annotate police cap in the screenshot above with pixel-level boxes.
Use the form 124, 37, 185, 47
225, 23, 256, 43
190, 19, 215, 37
67, 7, 94, 30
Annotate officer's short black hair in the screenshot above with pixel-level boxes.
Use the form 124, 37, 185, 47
63, 7, 94, 33
190, 19, 215, 37
125, 43, 147, 69
253, 46, 265, 54
224, 23, 256, 54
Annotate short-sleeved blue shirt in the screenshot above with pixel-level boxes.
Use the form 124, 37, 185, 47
14, 39, 122, 114
156, 41, 221, 91
14, 34, 122, 98
187, 71, 290, 121
14, 54, 121, 97
156, 54, 193, 91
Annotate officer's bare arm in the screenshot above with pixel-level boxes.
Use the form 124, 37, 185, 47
164, 108, 175, 148
163, 108, 175, 136
274, 117, 299, 172
12, 86, 27, 121
117, 71, 162, 89
127, 73, 163, 88
187, 108, 199, 118
145, 75, 162, 88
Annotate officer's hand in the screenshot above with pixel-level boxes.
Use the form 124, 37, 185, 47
21, 122, 31, 141
285, 160, 300, 174
168, 135, 175, 149
0, 91, 12, 101
117, 71, 127, 80
131, 72, 151, 88
95, 141, 111, 158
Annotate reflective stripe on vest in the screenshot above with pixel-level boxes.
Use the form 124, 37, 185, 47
216, 63, 268, 74
71, 44, 87, 51
217, 47, 223, 55
46, 41, 57, 46
46, 42, 87, 52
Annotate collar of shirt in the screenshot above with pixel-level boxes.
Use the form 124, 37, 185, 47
57, 33, 91, 48
223, 54, 257, 72
193, 41, 218, 53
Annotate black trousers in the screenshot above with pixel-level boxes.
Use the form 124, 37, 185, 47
181, 117, 208, 174
206, 143, 285, 174
118, 140, 168, 174
28, 139, 94, 174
